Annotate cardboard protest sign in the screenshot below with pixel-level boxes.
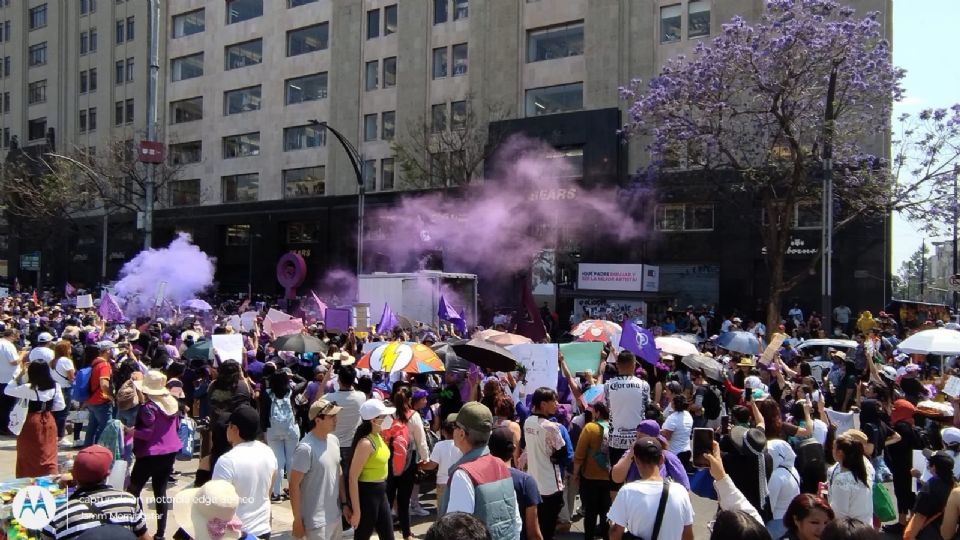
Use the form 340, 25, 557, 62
212, 334, 244, 363
76, 294, 94, 309
272, 318, 305, 337
760, 333, 787, 365
508, 344, 559, 392
560, 342, 604, 374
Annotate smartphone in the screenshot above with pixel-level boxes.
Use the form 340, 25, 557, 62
720, 415, 730, 434
692, 428, 714, 469
744, 388, 753, 402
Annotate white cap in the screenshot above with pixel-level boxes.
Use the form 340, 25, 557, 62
943, 427, 960, 446
359, 399, 396, 421
744, 375, 766, 391
29, 347, 55, 363
36, 332, 54, 344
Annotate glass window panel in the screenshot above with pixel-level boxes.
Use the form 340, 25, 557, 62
431, 104, 446, 132
90, 68, 98, 90
367, 9, 380, 39
452, 43, 468, 76
451, 100, 467, 129
222, 175, 259, 203
28, 118, 46, 140
684, 204, 714, 230
79, 110, 87, 132
283, 167, 326, 198
364, 114, 378, 141
286, 222, 322, 243
169, 141, 202, 165
224, 224, 251, 244
365, 61, 378, 91
384, 5, 397, 35
527, 22, 584, 62
287, 23, 329, 56
224, 86, 261, 115
283, 123, 326, 151
796, 202, 822, 229
171, 53, 204, 81
433, 48, 448, 79
655, 205, 684, 231
27, 80, 46, 104
125, 99, 134, 123
434, 0, 447, 24
225, 39, 262, 70
381, 158, 395, 190
172, 9, 204, 38
126, 16, 134, 40
288, 0, 318, 7
28, 43, 47, 67
88, 107, 97, 130
383, 57, 396, 88
285, 72, 328, 104
126, 58, 134, 82
170, 97, 203, 123
170, 179, 201, 206
688, 0, 710, 38
222, 132, 260, 158
116, 19, 124, 43
525, 83, 583, 116
226, 0, 262, 24
661, 4, 681, 43
90, 28, 98, 51
363, 160, 377, 192
80, 71, 88, 93
29, 5, 47, 29
381, 111, 395, 140
453, 0, 468, 20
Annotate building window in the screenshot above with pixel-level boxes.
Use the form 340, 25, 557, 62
287, 23, 328, 56
286, 222, 322, 243
655, 204, 714, 231
382, 57, 397, 88
3, 92, 9, 113
285, 72, 328, 104
452, 43, 468, 76
795, 202, 822, 229
169, 141, 202, 165
363, 160, 377, 192
90, 28, 98, 51
80, 0, 89, 15
29, 5, 47, 30
224, 85, 262, 115
1, 128, 8, 147
453, 0, 468, 20
171, 53, 204, 81
222, 175, 259, 203
288, 0, 317, 7
126, 16, 134, 40
367, 9, 379, 40
170, 179, 201, 206
431, 104, 446, 133
28, 43, 46, 67
432, 47, 447, 79
115, 60, 124, 85
3, 57, 10, 77
226, 0, 262, 24
283, 123, 326, 151
3, 21, 9, 43
88, 107, 97, 130
545, 146, 583, 178
27, 80, 46, 105
170, 97, 203, 123
79, 110, 87, 133
27, 118, 46, 140
433, 0, 447, 24
80, 71, 88, 93
115, 101, 123, 125
225, 39, 262, 70
80, 31, 89, 54
451, 100, 467, 130
90, 68, 98, 90
125, 98, 134, 123
125, 58, 135, 82
688, 0, 710, 38
384, 5, 397, 35
222, 132, 260, 159
525, 82, 583, 116
283, 167, 326, 198
364, 114, 378, 141
224, 224, 251, 245
661, 4, 681, 43
172, 9, 204, 38
527, 21, 584, 62
382, 111, 395, 141
381, 158, 395, 190
365, 61, 378, 91
115, 19, 124, 43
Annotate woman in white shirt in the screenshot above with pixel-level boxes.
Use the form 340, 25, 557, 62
661, 394, 694, 470
50, 340, 75, 445
826, 430, 874, 526
767, 439, 801, 539
5, 360, 66, 477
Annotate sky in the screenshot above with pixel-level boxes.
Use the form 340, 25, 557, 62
890, 0, 959, 270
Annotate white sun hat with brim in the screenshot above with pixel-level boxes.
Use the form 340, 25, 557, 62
172, 480, 243, 540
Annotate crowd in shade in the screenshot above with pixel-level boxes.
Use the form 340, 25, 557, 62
2, 287, 960, 540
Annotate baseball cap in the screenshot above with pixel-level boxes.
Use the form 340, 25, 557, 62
73, 445, 114, 484
309, 399, 343, 420
637, 419, 668, 447
450, 401, 493, 435
633, 436, 663, 462
36, 332, 54, 344
943, 427, 960, 447
228, 405, 260, 440
359, 399, 396, 421
28, 347, 54, 363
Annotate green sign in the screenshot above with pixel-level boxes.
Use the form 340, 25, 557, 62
19, 252, 40, 271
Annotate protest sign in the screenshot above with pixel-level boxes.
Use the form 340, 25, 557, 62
240, 311, 259, 331
212, 334, 244, 363
508, 344, 559, 392
325, 308, 352, 333
944, 376, 960, 399
264, 308, 292, 334
272, 318, 305, 337
76, 294, 93, 309
559, 342, 604, 374
226, 315, 242, 332
760, 333, 787, 365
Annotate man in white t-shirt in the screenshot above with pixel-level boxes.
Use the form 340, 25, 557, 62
605, 351, 650, 479
608, 437, 695, 540
0, 329, 20, 436
833, 304, 852, 334
212, 405, 279, 539
424, 415, 462, 505
523, 387, 566, 540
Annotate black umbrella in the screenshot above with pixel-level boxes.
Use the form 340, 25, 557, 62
274, 333, 328, 354
432, 340, 471, 373
452, 338, 518, 372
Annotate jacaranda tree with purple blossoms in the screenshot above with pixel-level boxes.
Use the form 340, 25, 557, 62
621, 0, 960, 331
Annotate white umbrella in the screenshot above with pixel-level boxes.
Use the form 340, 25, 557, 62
898, 328, 960, 355
655, 336, 699, 357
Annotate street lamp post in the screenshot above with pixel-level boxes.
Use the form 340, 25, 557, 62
309, 120, 365, 280
45, 153, 109, 285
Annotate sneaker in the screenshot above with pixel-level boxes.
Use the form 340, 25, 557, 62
270, 495, 283, 503
342, 528, 354, 538
409, 506, 430, 517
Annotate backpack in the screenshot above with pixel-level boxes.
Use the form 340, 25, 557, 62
591, 421, 611, 471
71, 359, 102, 403
267, 390, 295, 427
383, 412, 415, 475
793, 437, 827, 494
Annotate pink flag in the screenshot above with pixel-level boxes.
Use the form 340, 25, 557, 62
311, 291, 327, 318
98, 292, 125, 322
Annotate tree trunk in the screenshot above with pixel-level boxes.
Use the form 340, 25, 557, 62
766, 252, 785, 337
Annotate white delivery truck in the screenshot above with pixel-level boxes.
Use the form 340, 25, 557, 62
357, 271, 478, 330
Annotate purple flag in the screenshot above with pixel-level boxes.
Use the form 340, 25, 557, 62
98, 292, 125, 322
438, 295, 466, 335
619, 320, 659, 366
377, 303, 398, 334
324, 307, 352, 333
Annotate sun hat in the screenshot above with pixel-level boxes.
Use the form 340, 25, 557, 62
135, 370, 179, 415
737, 357, 756, 367
172, 480, 244, 540
359, 399, 396, 421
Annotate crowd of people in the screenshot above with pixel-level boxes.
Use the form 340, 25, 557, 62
1, 290, 960, 540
